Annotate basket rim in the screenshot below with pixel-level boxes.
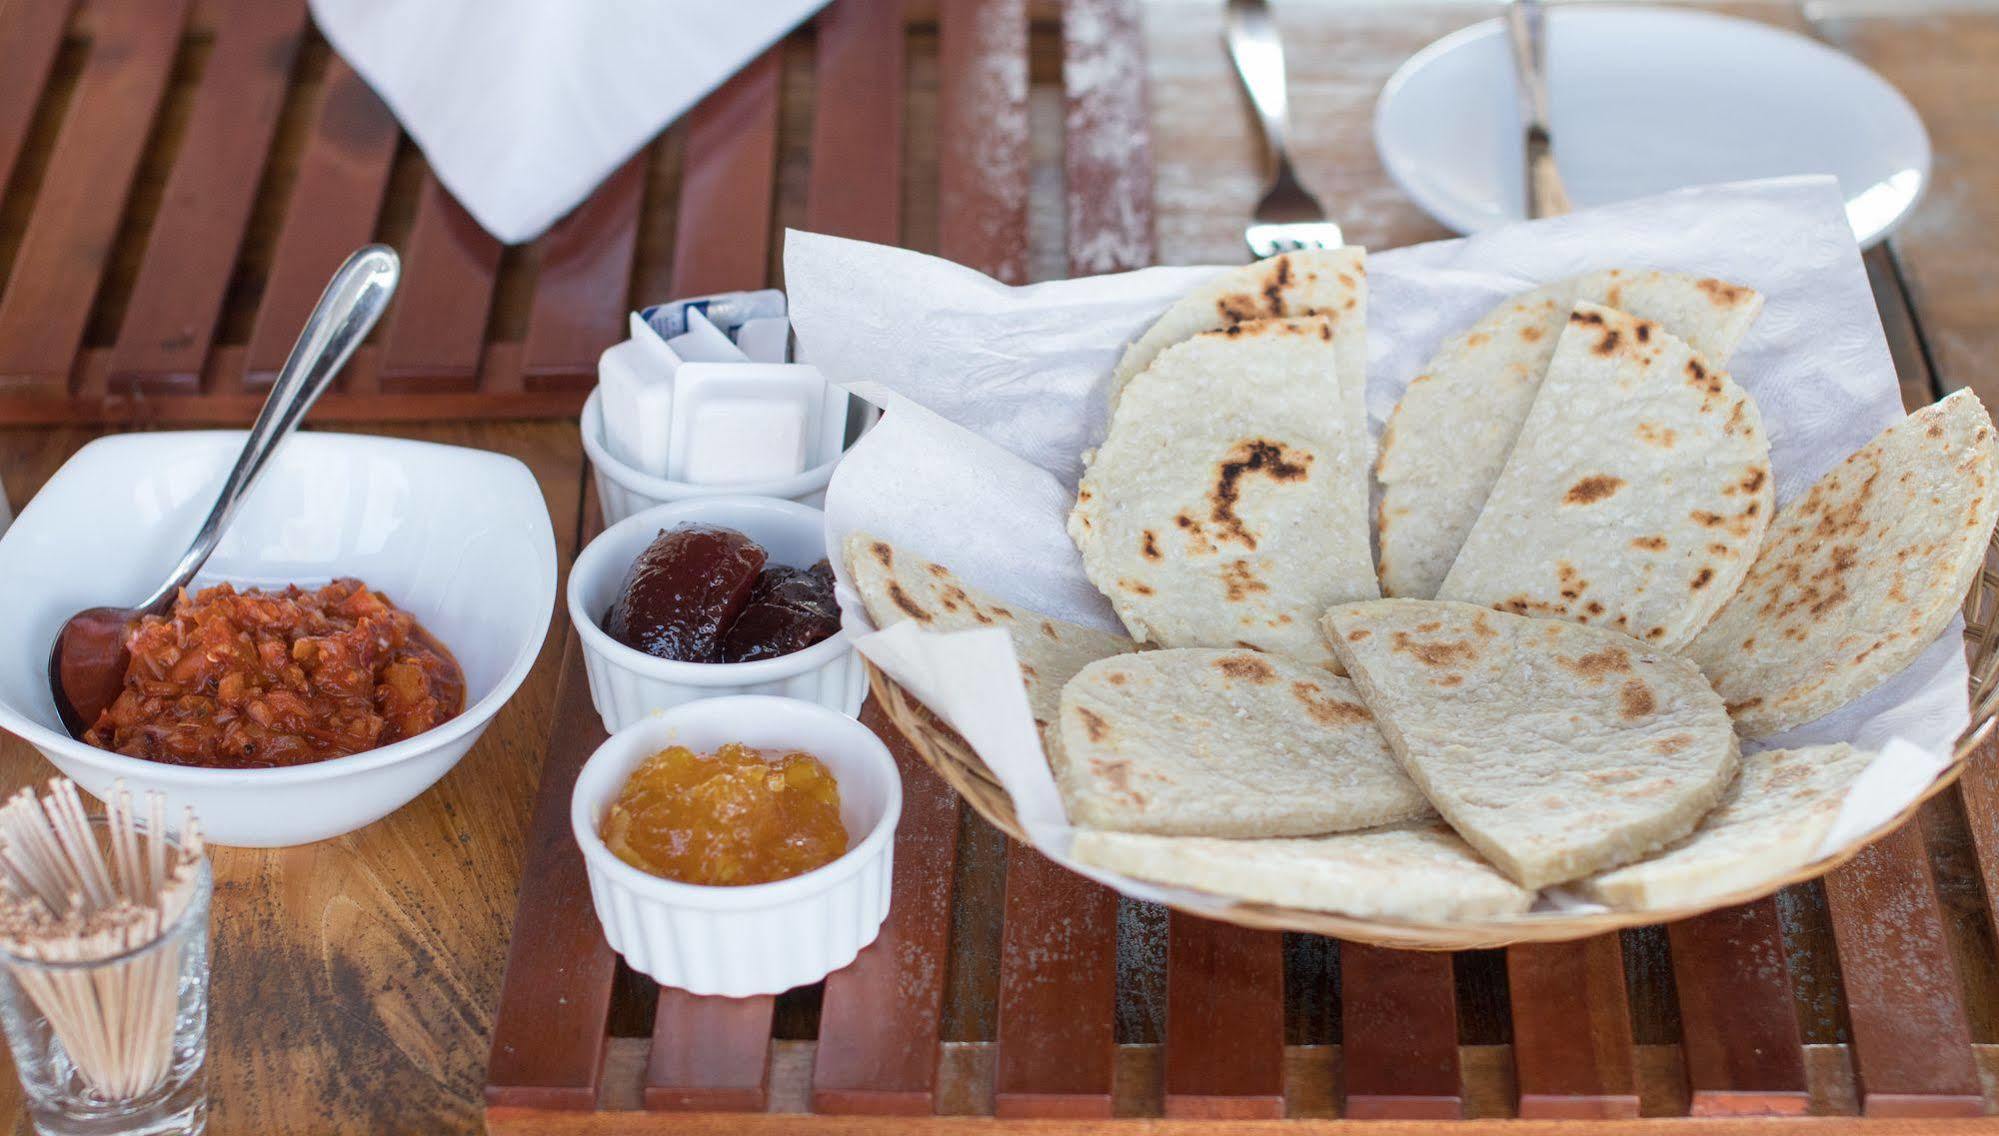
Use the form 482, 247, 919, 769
861, 537, 1999, 949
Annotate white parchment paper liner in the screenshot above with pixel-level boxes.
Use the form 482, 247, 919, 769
790, 176, 1972, 919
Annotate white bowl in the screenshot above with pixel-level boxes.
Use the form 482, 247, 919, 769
571, 696, 899, 996
581, 388, 839, 525
0, 432, 557, 847
568, 496, 865, 733
1373, 6, 1930, 247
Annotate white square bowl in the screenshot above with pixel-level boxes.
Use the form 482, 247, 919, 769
0, 432, 558, 846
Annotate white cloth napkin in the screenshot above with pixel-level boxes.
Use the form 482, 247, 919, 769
309, 0, 829, 244
789, 175, 1975, 915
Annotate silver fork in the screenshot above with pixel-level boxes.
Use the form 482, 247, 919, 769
1225, 0, 1345, 257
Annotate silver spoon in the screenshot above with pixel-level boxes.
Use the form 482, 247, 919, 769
48, 245, 400, 740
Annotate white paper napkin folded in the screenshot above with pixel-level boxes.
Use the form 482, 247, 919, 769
310, 0, 829, 244
790, 175, 1975, 916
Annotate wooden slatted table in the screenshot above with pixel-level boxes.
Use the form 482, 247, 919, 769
0, 1, 1997, 1132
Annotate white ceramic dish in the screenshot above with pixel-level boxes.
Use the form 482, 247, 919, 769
571, 696, 899, 996
568, 496, 865, 733
1374, 6, 1930, 247
0, 432, 557, 847
582, 388, 840, 525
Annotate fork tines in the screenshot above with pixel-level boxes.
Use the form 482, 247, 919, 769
1245, 221, 1350, 258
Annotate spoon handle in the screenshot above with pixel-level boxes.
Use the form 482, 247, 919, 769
139, 245, 401, 610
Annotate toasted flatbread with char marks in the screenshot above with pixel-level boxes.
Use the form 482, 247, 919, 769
1577, 743, 1875, 910
1057, 648, 1431, 838
1072, 821, 1535, 923
1688, 390, 1999, 737
1378, 269, 1762, 599
1324, 599, 1738, 890
1109, 249, 1370, 518
1072, 317, 1376, 662
1437, 303, 1772, 651
843, 532, 1134, 768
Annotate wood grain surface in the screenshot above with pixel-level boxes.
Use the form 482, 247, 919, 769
0, 3, 1997, 1132
1507, 937, 1639, 1119
1667, 901, 1810, 1116
1338, 945, 1462, 1120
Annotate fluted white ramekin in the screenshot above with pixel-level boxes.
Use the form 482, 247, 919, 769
569, 496, 866, 734
571, 696, 900, 996
580, 389, 839, 526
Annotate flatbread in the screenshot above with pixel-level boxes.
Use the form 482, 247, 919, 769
1436, 302, 1772, 651
1324, 599, 1738, 889
1378, 270, 1763, 599
1688, 390, 1999, 737
1071, 317, 1376, 662
1109, 249, 1370, 519
1071, 821, 1535, 923
1576, 743, 1875, 910
1057, 648, 1431, 837
844, 532, 1133, 765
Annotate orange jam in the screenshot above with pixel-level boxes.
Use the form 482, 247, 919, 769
602, 743, 848, 886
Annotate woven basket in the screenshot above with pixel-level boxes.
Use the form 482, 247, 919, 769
867, 529, 1999, 950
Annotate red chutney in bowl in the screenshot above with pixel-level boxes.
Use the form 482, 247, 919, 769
83, 579, 465, 769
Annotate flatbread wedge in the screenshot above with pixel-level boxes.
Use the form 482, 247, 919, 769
1109, 249, 1370, 516
1576, 743, 1875, 910
1057, 648, 1432, 837
1071, 317, 1376, 662
844, 532, 1134, 766
1378, 269, 1763, 599
1071, 822, 1535, 923
1688, 390, 1999, 737
1437, 302, 1772, 650
1324, 599, 1738, 889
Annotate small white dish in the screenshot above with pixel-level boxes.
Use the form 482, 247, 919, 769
0, 432, 557, 847
581, 388, 841, 525
568, 496, 866, 733
571, 696, 899, 996
1374, 6, 1930, 247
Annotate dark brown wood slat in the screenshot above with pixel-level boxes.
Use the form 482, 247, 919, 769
1957, 737, 1999, 951
807, 0, 904, 247
106, 0, 305, 392
793, 5, 948, 1113
0, 0, 188, 394
937, 0, 1029, 284
517, 155, 643, 393
1667, 900, 1810, 1116
1162, 916, 1284, 1118
1821, 821, 1984, 1117
810, 704, 963, 1114
1060, 0, 1152, 278
0, 0, 74, 213
242, 55, 398, 388
643, 994, 774, 1111
1339, 944, 1462, 1120
483, 640, 618, 1111
1507, 936, 1639, 1119
376, 171, 502, 392
993, 848, 1117, 1118
985, 0, 1145, 1117
669, 50, 780, 296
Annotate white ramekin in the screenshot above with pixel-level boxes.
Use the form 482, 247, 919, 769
568, 496, 866, 733
580, 388, 840, 526
571, 696, 900, 996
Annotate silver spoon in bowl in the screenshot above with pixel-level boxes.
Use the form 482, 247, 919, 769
48, 245, 400, 740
